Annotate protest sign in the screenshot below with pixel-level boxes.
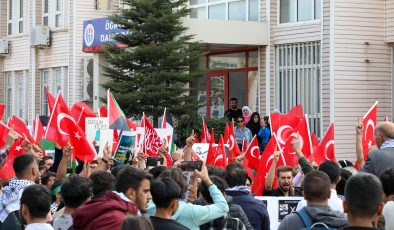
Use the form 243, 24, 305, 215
85, 118, 113, 157
255, 196, 303, 229
192, 143, 229, 160
134, 127, 174, 153
113, 131, 135, 165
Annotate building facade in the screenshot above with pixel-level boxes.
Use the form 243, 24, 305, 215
1, 0, 394, 160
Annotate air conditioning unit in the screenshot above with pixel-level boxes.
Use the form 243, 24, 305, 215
82, 58, 94, 101
31, 26, 51, 47
0, 39, 9, 55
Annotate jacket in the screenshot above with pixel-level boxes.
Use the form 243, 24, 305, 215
72, 191, 138, 230
194, 196, 253, 230
278, 205, 348, 230
361, 147, 394, 177
225, 189, 270, 230
146, 184, 229, 230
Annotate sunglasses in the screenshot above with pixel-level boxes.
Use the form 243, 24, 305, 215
237, 120, 244, 123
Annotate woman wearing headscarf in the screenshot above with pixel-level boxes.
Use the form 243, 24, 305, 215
242, 106, 252, 125
258, 116, 271, 154
246, 112, 262, 146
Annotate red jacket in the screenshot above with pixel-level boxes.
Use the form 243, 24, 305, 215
72, 191, 138, 230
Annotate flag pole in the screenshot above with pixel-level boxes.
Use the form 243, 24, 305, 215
363, 101, 379, 120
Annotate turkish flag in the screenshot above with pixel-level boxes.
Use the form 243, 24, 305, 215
251, 137, 284, 196
280, 116, 313, 166
32, 116, 45, 143
0, 122, 9, 148
244, 135, 260, 170
70, 102, 96, 132
8, 115, 34, 144
200, 118, 211, 143
45, 95, 73, 147
112, 130, 120, 152
45, 87, 56, 114
362, 101, 378, 162
0, 104, 4, 120
270, 113, 301, 148
213, 135, 227, 168
227, 121, 241, 164
314, 123, 336, 165
143, 115, 162, 156
287, 104, 304, 119
242, 137, 247, 153
0, 138, 26, 182
205, 129, 216, 166
99, 105, 107, 117
309, 131, 319, 162
126, 119, 137, 131
45, 94, 95, 162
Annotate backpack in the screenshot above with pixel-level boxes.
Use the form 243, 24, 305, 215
296, 209, 337, 230
221, 214, 247, 230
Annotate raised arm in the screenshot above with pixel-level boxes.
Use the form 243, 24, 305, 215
355, 118, 365, 170
264, 151, 280, 191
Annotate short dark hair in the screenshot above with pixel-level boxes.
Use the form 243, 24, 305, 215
90, 170, 115, 197
41, 171, 56, 186
121, 215, 154, 230
151, 177, 182, 208
116, 166, 152, 194
336, 168, 352, 196
61, 175, 93, 208
13, 154, 35, 178
199, 176, 226, 204
236, 116, 244, 121
230, 98, 238, 102
276, 166, 293, 178
148, 166, 167, 179
380, 168, 394, 196
303, 171, 331, 202
318, 160, 340, 184
111, 164, 128, 178
20, 184, 51, 218
225, 163, 248, 187
159, 168, 187, 195
345, 173, 383, 218
43, 156, 53, 162
207, 165, 226, 178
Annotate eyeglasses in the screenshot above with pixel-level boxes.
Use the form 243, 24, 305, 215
237, 120, 244, 123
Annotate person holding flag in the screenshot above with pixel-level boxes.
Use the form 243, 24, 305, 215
0, 129, 19, 168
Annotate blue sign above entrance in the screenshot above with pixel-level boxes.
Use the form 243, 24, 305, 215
82, 17, 130, 53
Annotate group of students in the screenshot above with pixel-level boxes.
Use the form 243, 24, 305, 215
0, 121, 394, 229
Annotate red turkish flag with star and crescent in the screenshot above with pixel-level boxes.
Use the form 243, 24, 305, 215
314, 123, 336, 165
143, 114, 162, 156
226, 121, 241, 164
251, 136, 284, 196
280, 115, 313, 166
213, 135, 227, 168
244, 135, 260, 170
45, 87, 56, 114
70, 102, 97, 132
0, 138, 26, 182
8, 115, 35, 144
205, 129, 216, 166
44, 93, 95, 162
200, 118, 211, 144
362, 101, 378, 162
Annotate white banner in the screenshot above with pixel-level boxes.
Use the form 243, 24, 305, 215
254, 196, 303, 230
85, 117, 113, 157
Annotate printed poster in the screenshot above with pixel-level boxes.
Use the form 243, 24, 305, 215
85, 118, 113, 157
113, 131, 135, 165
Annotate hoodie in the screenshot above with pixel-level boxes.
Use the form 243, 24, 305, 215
278, 205, 348, 230
72, 191, 138, 230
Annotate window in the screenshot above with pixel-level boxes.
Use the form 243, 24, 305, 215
16, 72, 26, 118
4, 73, 12, 120
275, 42, 321, 136
43, 0, 49, 26
280, 0, 320, 23
189, 0, 259, 21
42, 0, 67, 28
7, 0, 25, 35
40, 67, 69, 116
95, 0, 112, 10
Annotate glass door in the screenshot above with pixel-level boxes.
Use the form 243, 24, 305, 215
207, 73, 228, 118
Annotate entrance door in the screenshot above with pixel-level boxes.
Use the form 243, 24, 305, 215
206, 71, 247, 118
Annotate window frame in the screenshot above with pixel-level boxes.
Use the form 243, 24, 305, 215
4, 73, 13, 120
40, 67, 69, 116
7, 0, 26, 36
43, 0, 68, 29
279, 0, 321, 24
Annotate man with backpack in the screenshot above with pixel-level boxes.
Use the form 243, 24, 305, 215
278, 171, 348, 230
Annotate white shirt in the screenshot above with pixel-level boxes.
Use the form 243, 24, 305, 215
25, 223, 54, 230
295, 189, 344, 213
383, 201, 394, 230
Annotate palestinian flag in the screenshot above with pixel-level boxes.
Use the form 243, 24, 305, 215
107, 90, 130, 131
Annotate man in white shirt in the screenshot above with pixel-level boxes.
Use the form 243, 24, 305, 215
296, 160, 343, 212
20, 185, 53, 230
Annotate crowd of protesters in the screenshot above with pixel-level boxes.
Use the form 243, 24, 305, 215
0, 110, 393, 229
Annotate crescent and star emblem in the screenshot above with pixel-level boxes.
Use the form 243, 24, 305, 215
57, 113, 77, 136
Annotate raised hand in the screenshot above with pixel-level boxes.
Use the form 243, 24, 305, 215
5, 129, 18, 149
356, 116, 364, 135
186, 130, 195, 148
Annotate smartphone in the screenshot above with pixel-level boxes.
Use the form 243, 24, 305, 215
180, 161, 203, 171
146, 157, 164, 167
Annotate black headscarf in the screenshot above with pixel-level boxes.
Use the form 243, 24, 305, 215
247, 112, 261, 136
